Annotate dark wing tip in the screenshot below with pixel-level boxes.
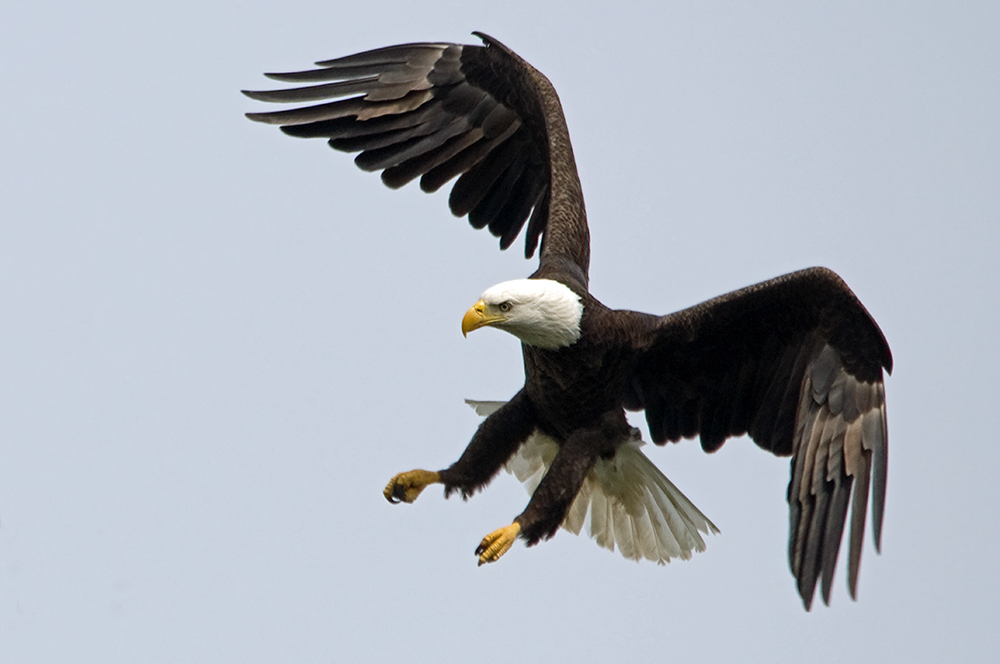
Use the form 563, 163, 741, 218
471, 31, 498, 45
471, 32, 519, 59
263, 71, 302, 82
263, 70, 332, 83
245, 111, 280, 124
882, 346, 894, 375
243, 89, 300, 106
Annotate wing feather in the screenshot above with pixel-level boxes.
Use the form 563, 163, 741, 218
622, 266, 891, 608
244, 34, 590, 272
418, 120, 520, 192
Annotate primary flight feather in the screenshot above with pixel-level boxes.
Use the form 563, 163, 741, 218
244, 32, 891, 610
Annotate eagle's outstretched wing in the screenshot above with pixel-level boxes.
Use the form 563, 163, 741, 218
244, 33, 590, 282
622, 267, 892, 609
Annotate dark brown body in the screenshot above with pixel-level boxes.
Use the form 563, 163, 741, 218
441, 294, 643, 543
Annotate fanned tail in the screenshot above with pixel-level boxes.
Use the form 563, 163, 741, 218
466, 400, 719, 563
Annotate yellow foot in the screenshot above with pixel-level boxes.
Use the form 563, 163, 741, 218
383, 469, 440, 504
476, 522, 522, 566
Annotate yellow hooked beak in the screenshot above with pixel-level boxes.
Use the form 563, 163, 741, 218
462, 300, 507, 337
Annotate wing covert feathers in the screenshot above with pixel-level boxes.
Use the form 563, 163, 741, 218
466, 401, 718, 564
244, 33, 590, 274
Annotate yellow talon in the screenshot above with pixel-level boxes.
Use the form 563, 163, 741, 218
475, 522, 522, 566
383, 469, 440, 504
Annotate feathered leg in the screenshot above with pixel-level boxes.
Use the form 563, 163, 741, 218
477, 414, 628, 564
383, 389, 537, 504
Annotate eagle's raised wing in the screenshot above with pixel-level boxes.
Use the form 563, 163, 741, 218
243, 33, 590, 284
622, 267, 892, 609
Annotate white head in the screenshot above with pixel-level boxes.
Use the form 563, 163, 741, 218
461, 278, 584, 349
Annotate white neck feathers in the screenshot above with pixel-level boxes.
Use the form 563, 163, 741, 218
480, 279, 584, 349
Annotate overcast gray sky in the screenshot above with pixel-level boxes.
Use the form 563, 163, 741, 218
2, 2, 998, 662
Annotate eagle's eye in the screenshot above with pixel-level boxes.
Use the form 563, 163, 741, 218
498, 301, 513, 313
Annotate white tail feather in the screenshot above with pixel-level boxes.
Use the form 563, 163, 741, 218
465, 399, 719, 564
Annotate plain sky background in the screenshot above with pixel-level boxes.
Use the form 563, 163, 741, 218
2, 2, 998, 662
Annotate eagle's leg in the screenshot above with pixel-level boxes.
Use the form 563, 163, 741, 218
383, 470, 441, 504
477, 416, 627, 561
474, 435, 597, 565
383, 390, 536, 504
438, 390, 537, 498
476, 522, 521, 565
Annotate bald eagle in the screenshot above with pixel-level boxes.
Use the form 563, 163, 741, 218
243, 32, 891, 610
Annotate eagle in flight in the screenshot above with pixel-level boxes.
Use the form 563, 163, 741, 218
244, 32, 891, 610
